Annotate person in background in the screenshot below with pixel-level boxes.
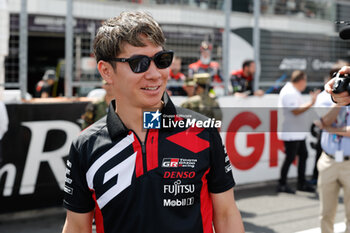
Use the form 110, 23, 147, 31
35, 69, 57, 98
310, 62, 349, 184
188, 41, 222, 83
277, 70, 320, 194
230, 60, 264, 97
182, 77, 196, 97
0, 97, 8, 164
81, 80, 114, 129
314, 102, 350, 233
167, 55, 186, 96
309, 75, 333, 185
181, 73, 222, 121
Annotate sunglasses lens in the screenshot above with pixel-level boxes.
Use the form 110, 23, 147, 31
155, 52, 173, 69
129, 56, 150, 73
126, 51, 173, 73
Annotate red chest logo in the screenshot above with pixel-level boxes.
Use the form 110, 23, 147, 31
166, 127, 209, 153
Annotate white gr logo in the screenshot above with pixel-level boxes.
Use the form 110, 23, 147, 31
86, 133, 136, 209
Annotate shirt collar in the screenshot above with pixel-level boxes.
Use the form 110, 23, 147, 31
238, 69, 253, 81
107, 92, 177, 140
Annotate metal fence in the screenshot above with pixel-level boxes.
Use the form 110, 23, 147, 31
3, 0, 350, 98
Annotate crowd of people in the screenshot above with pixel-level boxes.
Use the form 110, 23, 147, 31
167, 40, 264, 98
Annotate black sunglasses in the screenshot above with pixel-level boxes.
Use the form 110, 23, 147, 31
109, 50, 174, 73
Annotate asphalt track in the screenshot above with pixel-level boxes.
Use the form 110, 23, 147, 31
0, 182, 346, 233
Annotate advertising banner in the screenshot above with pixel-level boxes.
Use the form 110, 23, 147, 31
172, 95, 319, 185
0, 96, 320, 213
0, 102, 88, 213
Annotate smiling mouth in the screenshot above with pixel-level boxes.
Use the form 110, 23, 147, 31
141, 86, 160, 91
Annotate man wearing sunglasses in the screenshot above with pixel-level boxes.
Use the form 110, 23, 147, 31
62, 11, 244, 233
188, 41, 222, 83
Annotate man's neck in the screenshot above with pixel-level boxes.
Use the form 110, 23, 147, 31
243, 70, 250, 78
291, 82, 301, 92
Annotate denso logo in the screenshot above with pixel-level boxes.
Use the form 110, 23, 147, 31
164, 180, 195, 196
163, 171, 195, 179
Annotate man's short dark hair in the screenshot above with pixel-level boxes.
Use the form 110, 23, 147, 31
290, 70, 306, 83
93, 11, 166, 67
242, 60, 254, 69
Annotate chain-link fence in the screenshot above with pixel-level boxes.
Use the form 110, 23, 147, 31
2, 0, 350, 97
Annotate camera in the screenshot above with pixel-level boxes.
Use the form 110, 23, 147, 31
331, 72, 350, 94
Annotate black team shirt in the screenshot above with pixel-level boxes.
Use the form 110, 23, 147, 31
63, 93, 235, 233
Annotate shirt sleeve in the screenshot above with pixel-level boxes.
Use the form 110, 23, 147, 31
63, 142, 95, 213
282, 93, 299, 109
206, 128, 235, 193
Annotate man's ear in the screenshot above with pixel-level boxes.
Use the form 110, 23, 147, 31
97, 60, 115, 84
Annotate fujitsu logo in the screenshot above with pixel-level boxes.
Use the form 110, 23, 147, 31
163, 180, 195, 196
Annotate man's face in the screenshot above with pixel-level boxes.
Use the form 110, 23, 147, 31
200, 50, 211, 64
47, 79, 55, 85
183, 85, 195, 97
170, 58, 181, 74
299, 78, 307, 92
248, 63, 256, 76
109, 40, 168, 109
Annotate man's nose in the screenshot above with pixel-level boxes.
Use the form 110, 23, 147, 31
144, 61, 162, 80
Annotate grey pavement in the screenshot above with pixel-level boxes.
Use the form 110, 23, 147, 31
235, 182, 345, 233
0, 182, 346, 233
0, 208, 66, 233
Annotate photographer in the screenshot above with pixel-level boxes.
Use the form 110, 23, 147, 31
314, 103, 350, 233
318, 26, 350, 233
